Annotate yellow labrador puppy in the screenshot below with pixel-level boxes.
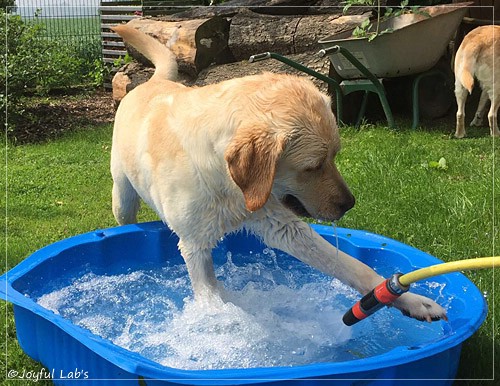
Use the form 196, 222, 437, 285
455, 25, 500, 138
111, 25, 446, 322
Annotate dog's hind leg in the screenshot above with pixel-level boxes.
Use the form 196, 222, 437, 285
112, 173, 140, 225
470, 89, 489, 127
454, 83, 469, 138
487, 91, 500, 136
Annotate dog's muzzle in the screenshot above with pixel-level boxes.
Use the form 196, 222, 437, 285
281, 193, 355, 221
281, 194, 312, 218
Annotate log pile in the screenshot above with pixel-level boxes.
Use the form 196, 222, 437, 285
112, 1, 371, 105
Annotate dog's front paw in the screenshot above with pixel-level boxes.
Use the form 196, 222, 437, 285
392, 293, 447, 322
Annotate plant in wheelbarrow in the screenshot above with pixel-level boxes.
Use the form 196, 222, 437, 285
342, 0, 431, 42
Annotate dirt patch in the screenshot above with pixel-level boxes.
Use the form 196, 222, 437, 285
9, 88, 115, 144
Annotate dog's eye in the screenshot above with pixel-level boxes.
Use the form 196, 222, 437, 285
304, 163, 323, 172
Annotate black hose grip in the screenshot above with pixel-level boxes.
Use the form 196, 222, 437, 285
342, 307, 358, 327
342, 287, 385, 326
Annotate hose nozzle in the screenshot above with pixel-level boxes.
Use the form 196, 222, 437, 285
342, 273, 410, 326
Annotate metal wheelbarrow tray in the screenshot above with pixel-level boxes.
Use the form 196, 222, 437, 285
318, 2, 472, 80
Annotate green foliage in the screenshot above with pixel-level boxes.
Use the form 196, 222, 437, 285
88, 59, 111, 88
113, 52, 134, 68
1, 10, 105, 131
343, 0, 376, 14
422, 157, 448, 171
2, 13, 100, 95
344, 0, 430, 41
1, 0, 15, 10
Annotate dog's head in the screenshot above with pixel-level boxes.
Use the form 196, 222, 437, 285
224, 74, 354, 221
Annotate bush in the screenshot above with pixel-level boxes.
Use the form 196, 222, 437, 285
2, 13, 99, 94
1, 10, 106, 135
1, 0, 15, 10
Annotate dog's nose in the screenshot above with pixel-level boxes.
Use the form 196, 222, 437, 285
339, 193, 355, 215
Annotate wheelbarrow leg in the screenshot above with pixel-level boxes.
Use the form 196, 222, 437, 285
335, 92, 344, 126
355, 89, 395, 128
320, 46, 395, 128
378, 88, 395, 128
356, 91, 369, 127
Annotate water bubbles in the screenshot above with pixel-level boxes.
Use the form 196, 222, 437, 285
36, 250, 445, 371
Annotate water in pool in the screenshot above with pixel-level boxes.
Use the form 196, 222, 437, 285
36, 247, 448, 370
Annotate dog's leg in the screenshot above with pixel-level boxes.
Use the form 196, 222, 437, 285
247, 202, 447, 322
248, 211, 386, 294
454, 83, 469, 138
249, 216, 382, 294
111, 173, 140, 225
487, 91, 500, 137
178, 240, 219, 300
470, 89, 489, 127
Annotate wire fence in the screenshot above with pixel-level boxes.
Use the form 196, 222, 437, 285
13, 0, 102, 59
11, 1, 204, 64
9, 1, 203, 89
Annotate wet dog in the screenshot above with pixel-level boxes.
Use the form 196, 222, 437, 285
111, 25, 447, 322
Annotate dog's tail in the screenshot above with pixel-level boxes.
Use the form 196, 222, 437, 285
456, 59, 476, 94
111, 24, 178, 81
454, 46, 478, 94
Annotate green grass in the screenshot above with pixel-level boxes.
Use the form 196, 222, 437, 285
2, 121, 498, 384
39, 17, 100, 38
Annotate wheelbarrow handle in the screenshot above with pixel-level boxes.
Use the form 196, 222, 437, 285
249, 52, 272, 63
318, 45, 341, 57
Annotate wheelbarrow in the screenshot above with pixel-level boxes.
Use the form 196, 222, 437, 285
249, 2, 472, 128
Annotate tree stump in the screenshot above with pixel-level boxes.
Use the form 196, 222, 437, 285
228, 10, 365, 61
195, 51, 331, 93
170, 0, 338, 19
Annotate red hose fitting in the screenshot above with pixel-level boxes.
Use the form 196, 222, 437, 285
343, 273, 410, 326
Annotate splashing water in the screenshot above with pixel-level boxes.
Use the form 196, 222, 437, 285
36, 249, 445, 370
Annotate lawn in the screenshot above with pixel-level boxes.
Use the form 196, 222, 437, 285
2, 119, 498, 384
39, 16, 101, 53
40, 16, 100, 38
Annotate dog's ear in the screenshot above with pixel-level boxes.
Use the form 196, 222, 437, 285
225, 127, 286, 212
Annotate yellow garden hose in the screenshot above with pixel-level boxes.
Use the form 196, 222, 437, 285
398, 256, 499, 286
343, 256, 499, 326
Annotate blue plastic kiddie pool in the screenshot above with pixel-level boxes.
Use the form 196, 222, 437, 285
1, 221, 487, 385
